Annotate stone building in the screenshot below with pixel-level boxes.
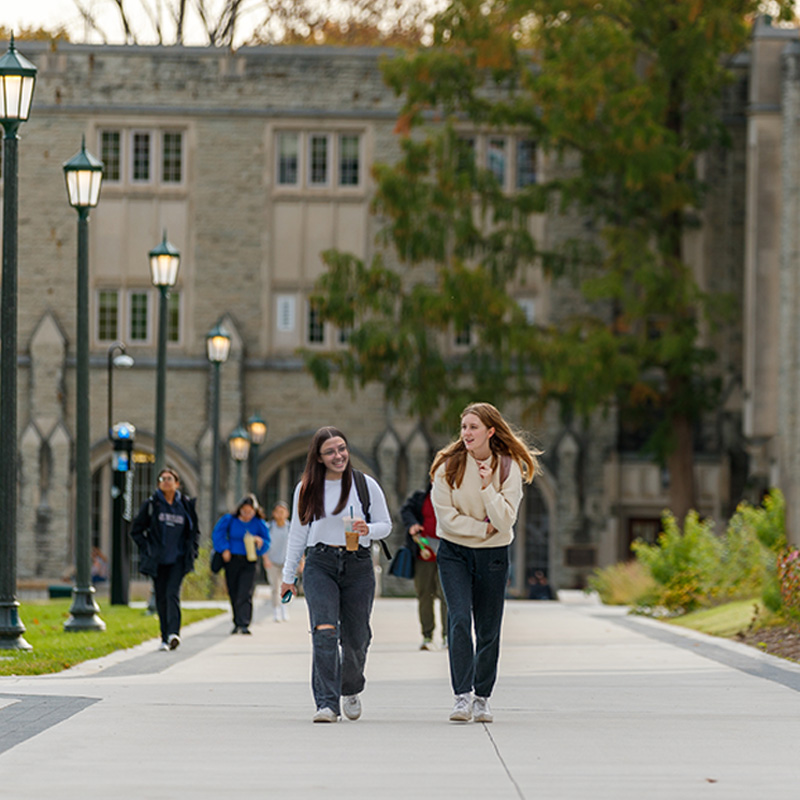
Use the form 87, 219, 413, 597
4, 21, 791, 595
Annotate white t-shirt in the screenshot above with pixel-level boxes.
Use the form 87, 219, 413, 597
281, 474, 392, 583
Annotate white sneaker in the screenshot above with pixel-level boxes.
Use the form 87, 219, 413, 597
281, 604, 289, 622
342, 694, 362, 720
312, 707, 339, 723
473, 696, 493, 723
420, 637, 434, 651
158, 641, 169, 652
168, 633, 181, 650
273, 607, 281, 623
449, 693, 473, 722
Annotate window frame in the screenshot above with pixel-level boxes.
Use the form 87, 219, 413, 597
127, 289, 152, 344
307, 302, 325, 345
516, 138, 537, 189
96, 289, 121, 343
338, 133, 361, 187
308, 132, 331, 188
161, 130, 184, 185
130, 130, 153, 185
276, 131, 300, 187
276, 294, 296, 332
99, 129, 122, 184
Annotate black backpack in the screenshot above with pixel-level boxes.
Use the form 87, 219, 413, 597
352, 469, 392, 560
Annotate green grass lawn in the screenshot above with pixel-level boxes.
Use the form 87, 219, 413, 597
666, 598, 765, 638
0, 600, 224, 676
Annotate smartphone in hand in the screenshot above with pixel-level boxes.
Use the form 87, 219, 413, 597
282, 579, 297, 604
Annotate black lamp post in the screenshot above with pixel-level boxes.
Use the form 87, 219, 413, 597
149, 233, 180, 472
107, 342, 134, 605
246, 414, 267, 496
63, 137, 106, 632
206, 324, 231, 524
228, 426, 251, 501
0, 34, 36, 651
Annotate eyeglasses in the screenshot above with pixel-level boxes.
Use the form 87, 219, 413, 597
158, 475, 176, 483
320, 445, 348, 458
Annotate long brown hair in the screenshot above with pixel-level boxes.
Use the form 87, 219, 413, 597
429, 402, 540, 489
298, 426, 353, 525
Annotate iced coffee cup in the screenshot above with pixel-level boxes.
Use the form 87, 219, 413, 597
343, 515, 360, 551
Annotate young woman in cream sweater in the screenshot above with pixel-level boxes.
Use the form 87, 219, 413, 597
430, 402, 539, 723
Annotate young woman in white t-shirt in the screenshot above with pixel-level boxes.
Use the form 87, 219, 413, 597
281, 426, 391, 723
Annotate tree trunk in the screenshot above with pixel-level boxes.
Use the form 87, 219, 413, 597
667, 413, 696, 525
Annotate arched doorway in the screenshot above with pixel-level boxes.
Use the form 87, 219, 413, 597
261, 454, 306, 513
91, 450, 157, 576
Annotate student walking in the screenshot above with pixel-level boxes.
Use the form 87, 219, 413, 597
264, 500, 292, 621
130, 467, 200, 651
280, 426, 392, 723
430, 402, 539, 723
400, 484, 448, 650
212, 494, 271, 634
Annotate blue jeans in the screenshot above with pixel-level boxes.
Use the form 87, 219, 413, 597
302, 544, 375, 714
437, 538, 509, 698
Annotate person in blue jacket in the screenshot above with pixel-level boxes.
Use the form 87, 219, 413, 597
212, 494, 270, 634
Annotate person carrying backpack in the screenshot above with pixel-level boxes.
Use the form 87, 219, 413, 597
129, 467, 200, 651
400, 484, 448, 651
431, 403, 540, 724
280, 426, 392, 723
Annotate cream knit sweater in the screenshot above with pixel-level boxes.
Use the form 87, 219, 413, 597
431, 455, 523, 549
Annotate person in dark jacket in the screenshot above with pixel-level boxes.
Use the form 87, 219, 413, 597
130, 467, 200, 651
400, 485, 448, 651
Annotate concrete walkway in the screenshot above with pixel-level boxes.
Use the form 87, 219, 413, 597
1, 592, 800, 799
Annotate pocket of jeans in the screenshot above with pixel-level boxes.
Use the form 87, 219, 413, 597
488, 559, 507, 572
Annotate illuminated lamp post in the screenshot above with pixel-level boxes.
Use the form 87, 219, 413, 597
63, 136, 106, 631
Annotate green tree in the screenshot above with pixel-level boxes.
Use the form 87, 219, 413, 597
306, 1, 793, 519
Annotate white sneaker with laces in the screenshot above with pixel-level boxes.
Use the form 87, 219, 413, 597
473, 696, 493, 723
312, 707, 339, 723
158, 641, 170, 652
449, 693, 473, 722
342, 694, 362, 720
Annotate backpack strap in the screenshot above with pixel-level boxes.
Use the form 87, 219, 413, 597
353, 469, 392, 560
352, 470, 371, 523
499, 455, 511, 485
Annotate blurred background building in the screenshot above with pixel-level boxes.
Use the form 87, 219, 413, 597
4, 16, 797, 593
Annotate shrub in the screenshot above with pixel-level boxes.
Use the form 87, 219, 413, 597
588, 560, 657, 606
181, 545, 227, 600
632, 511, 722, 612
777, 548, 800, 624
716, 503, 775, 601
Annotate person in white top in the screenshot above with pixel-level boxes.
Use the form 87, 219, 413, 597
264, 500, 292, 621
281, 426, 392, 723
430, 402, 540, 724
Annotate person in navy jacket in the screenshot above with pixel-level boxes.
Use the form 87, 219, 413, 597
130, 467, 200, 651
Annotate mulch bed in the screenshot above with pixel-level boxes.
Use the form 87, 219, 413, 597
736, 625, 800, 663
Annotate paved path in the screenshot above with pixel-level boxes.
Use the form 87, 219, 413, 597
1, 593, 800, 799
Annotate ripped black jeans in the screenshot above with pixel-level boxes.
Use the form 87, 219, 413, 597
302, 544, 375, 714
437, 539, 509, 698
